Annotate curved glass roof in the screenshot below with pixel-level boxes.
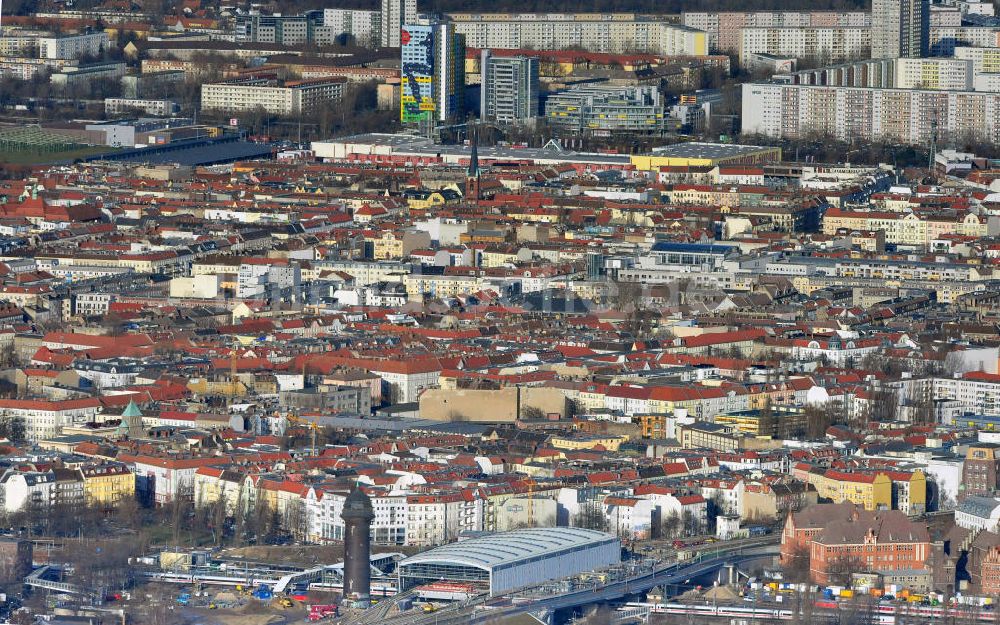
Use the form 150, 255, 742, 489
398, 527, 617, 572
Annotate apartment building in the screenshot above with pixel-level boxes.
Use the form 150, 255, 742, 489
683, 11, 869, 53
105, 98, 179, 117
193, 467, 250, 515
742, 81, 1000, 145
403, 273, 483, 299
317, 260, 410, 286
699, 478, 745, 516
381, 0, 418, 47
887, 470, 928, 515
0, 58, 72, 80
935, 372, 1000, 418
964, 444, 1000, 497
929, 25, 1000, 54
0, 34, 40, 56
738, 27, 870, 66
823, 207, 987, 246
659, 24, 708, 57
873, 0, 930, 58
362, 358, 441, 404
895, 57, 974, 90
796, 467, 892, 511
123, 455, 223, 505
235, 13, 312, 45
480, 51, 540, 124
0, 398, 102, 441
37, 32, 109, 59
400, 19, 465, 124
544, 85, 669, 134
955, 45, 1000, 77
306, 488, 408, 545
322, 8, 381, 47
405, 492, 483, 546
0, 469, 84, 512
446, 13, 707, 56
743, 482, 817, 521
80, 464, 135, 507
604, 497, 658, 540
201, 77, 346, 116
789, 57, 977, 91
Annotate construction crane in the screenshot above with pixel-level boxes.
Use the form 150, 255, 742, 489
229, 348, 240, 398
526, 478, 535, 528
285, 413, 320, 457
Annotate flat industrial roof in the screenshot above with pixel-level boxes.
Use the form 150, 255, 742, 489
319, 133, 633, 165
398, 527, 617, 572
650, 142, 777, 159
332, 133, 433, 148
85, 140, 273, 166
416, 143, 630, 164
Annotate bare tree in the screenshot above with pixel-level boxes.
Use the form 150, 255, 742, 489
784, 543, 811, 583
706, 492, 727, 533
804, 404, 835, 439
826, 554, 864, 587
661, 511, 681, 539
681, 510, 703, 537
574, 499, 608, 532
867, 385, 899, 423
520, 405, 545, 420
757, 399, 776, 437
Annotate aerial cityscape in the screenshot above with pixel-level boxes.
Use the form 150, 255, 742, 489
2, 0, 1000, 623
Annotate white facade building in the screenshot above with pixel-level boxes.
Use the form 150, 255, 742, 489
446, 14, 708, 56
738, 27, 870, 66
307, 490, 409, 545
742, 81, 1000, 145
323, 9, 381, 47
381, 0, 417, 47
201, 78, 345, 117
0, 398, 102, 441
37, 32, 109, 59
955, 496, 1000, 531
405, 493, 483, 546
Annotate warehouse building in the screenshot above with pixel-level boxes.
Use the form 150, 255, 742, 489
396, 527, 620, 596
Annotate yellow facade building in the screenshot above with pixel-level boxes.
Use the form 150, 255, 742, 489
81, 464, 135, 506
804, 469, 892, 511
550, 434, 628, 452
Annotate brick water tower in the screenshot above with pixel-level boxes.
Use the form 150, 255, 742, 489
341, 485, 375, 607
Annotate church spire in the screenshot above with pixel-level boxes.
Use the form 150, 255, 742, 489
466, 124, 482, 202
467, 125, 480, 179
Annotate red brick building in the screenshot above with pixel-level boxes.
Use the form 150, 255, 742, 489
782, 502, 931, 585
980, 546, 1000, 595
